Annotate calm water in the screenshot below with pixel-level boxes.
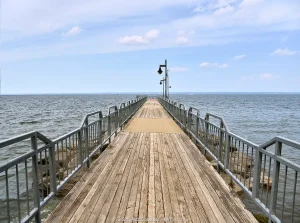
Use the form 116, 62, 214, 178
0, 93, 300, 221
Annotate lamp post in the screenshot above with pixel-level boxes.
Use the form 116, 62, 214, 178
157, 59, 169, 99
160, 78, 165, 98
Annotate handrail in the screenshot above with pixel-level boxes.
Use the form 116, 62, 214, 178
205, 113, 229, 131
108, 106, 118, 114
260, 136, 300, 150
120, 103, 126, 109
158, 96, 300, 223
179, 104, 186, 110
188, 106, 200, 116
80, 110, 103, 127
0, 132, 52, 148
0, 96, 147, 223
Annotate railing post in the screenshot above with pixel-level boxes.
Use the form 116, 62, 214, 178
205, 115, 209, 156
31, 135, 41, 223
184, 110, 187, 129
224, 134, 231, 169
269, 141, 282, 221
218, 125, 224, 173
108, 114, 112, 143
195, 114, 199, 145
84, 120, 90, 168
78, 130, 83, 165
119, 108, 123, 130
48, 142, 57, 194
99, 113, 103, 152
187, 110, 191, 131
252, 147, 262, 199
115, 109, 119, 136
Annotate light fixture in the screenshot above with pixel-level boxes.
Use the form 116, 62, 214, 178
157, 67, 163, 75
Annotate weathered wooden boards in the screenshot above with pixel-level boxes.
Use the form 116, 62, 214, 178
135, 100, 169, 119
46, 99, 257, 223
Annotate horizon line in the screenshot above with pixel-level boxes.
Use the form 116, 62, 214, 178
1, 92, 300, 96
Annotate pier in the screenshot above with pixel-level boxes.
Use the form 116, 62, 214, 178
1, 96, 299, 223
45, 99, 256, 222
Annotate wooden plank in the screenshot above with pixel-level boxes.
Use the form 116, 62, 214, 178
173, 133, 227, 222
97, 133, 142, 223
163, 133, 192, 223
132, 133, 148, 219
105, 133, 144, 222
169, 134, 209, 223
69, 133, 135, 223
87, 133, 139, 223
159, 133, 182, 220
60, 133, 126, 222
153, 133, 164, 223
165, 134, 204, 223
121, 133, 146, 220
177, 134, 257, 223
138, 133, 151, 219
45, 132, 127, 223
156, 133, 173, 219
148, 133, 156, 221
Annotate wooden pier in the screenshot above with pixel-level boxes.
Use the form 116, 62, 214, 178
46, 99, 257, 223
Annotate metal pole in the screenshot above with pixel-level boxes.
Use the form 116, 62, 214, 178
163, 80, 165, 98
165, 59, 168, 99
31, 136, 41, 223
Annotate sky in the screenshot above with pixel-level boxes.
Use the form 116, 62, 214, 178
1, 0, 300, 94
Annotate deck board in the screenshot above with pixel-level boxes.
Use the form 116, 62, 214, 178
46, 99, 257, 223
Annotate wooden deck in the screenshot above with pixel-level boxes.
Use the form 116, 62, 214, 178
46, 99, 257, 223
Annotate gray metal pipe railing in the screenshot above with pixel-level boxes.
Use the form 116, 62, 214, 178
158, 97, 300, 223
0, 97, 147, 223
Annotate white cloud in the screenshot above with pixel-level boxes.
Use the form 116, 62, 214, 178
118, 29, 159, 45
61, 26, 82, 37
1, 0, 196, 42
2, 0, 300, 62
271, 48, 298, 56
175, 1, 300, 33
117, 36, 149, 45
214, 5, 234, 15
170, 67, 189, 72
199, 62, 228, 68
145, 29, 160, 40
176, 37, 188, 44
233, 54, 246, 60
260, 73, 279, 80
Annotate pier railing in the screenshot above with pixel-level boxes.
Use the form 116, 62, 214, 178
0, 97, 146, 223
158, 97, 300, 223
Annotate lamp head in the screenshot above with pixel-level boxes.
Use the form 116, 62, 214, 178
157, 67, 163, 75
160, 81, 162, 85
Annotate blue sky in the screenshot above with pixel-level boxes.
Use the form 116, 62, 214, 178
1, 0, 300, 94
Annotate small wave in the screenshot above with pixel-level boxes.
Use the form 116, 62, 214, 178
19, 121, 40, 125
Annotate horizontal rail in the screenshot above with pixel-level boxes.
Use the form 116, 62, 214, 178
0, 96, 147, 223
158, 97, 300, 223
0, 132, 37, 148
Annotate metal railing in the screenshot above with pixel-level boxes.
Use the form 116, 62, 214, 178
158, 97, 300, 223
0, 97, 147, 223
